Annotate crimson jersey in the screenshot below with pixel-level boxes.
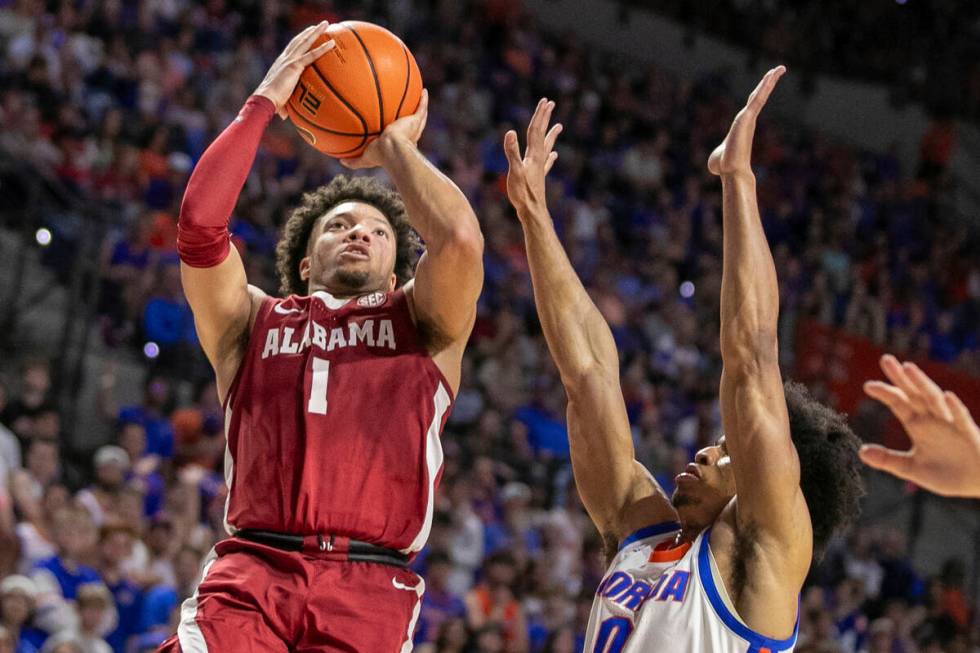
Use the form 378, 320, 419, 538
222, 288, 454, 554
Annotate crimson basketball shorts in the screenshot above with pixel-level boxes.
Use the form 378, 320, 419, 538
156, 536, 424, 652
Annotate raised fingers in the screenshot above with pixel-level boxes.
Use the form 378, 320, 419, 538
544, 151, 559, 174
879, 355, 928, 414
858, 444, 915, 481
503, 129, 524, 171
745, 65, 786, 115
299, 37, 337, 65
864, 381, 915, 425
544, 122, 563, 154
526, 99, 554, 156
903, 362, 953, 422
289, 21, 328, 52
944, 391, 977, 433
412, 89, 429, 141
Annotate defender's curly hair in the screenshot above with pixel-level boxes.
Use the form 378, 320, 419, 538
784, 380, 865, 560
275, 175, 421, 296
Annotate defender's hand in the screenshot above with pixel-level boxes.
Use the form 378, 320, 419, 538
340, 89, 429, 169
708, 66, 785, 179
503, 98, 563, 217
862, 354, 980, 498
254, 22, 336, 119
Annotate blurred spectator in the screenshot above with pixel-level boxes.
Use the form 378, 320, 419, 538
0, 575, 46, 653
415, 551, 466, 646
99, 375, 174, 462
1, 362, 53, 446
0, 1, 977, 650
465, 553, 529, 653
139, 544, 201, 638
29, 507, 104, 635
75, 448, 129, 528
95, 524, 141, 653
73, 584, 112, 653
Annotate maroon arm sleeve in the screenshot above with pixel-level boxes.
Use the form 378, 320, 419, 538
177, 95, 276, 268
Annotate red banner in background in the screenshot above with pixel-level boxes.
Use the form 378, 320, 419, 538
794, 319, 980, 450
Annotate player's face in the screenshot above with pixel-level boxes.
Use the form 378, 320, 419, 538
304, 201, 397, 296
671, 435, 736, 528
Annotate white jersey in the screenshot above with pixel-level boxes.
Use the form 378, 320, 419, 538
584, 522, 798, 653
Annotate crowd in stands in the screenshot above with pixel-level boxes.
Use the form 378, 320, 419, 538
644, 0, 980, 122
0, 0, 977, 652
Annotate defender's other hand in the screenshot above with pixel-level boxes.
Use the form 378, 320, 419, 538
254, 22, 336, 119
503, 98, 563, 217
708, 66, 785, 178
340, 89, 430, 170
861, 354, 980, 498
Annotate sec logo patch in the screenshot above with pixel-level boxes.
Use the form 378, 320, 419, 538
357, 291, 387, 307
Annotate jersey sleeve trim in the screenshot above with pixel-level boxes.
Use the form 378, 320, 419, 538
696, 528, 799, 651
618, 521, 681, 553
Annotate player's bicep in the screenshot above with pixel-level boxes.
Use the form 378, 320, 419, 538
566, 373, 674, 542
180, 247, 261, 367
720, 363, 802, 534
410, 234, 483, 346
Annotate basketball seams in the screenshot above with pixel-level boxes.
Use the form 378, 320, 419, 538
346, 25, 385, 131
287, 97, 381, 138
395, 46, 411, 119
308, 62, 370, 151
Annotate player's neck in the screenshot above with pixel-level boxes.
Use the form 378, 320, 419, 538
676, 519, 709, 545
308, 283, 384, 300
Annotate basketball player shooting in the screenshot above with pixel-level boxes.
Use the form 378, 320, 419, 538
158, 22, 484, 652
503, 69, 864, 652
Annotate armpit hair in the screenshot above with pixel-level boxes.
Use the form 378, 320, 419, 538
416, 313, 456, 355
731, 521, 759, 604
602, 531, 620, 565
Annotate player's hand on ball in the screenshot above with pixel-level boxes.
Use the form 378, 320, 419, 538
340, 89, 430, 170
254, 21, 336, 119
707, 65, 785, 179
503, 98, 563, 216
861, 354, 980, 498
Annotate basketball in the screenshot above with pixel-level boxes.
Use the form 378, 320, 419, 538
285, 21, 423, 159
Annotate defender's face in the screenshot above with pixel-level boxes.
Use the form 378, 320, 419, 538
671, 435, 737, 528
303, 201, 397, 295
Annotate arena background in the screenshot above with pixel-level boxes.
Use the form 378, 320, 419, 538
0, 0, 977, 651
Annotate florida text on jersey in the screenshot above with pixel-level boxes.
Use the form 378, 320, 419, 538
584, 522, 799, 653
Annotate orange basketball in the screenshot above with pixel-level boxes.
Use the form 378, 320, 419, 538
286, 21, 423, 159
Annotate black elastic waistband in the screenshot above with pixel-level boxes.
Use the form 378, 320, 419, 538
234, 529, 409, 568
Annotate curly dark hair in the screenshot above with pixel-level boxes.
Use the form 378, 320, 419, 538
784, 380, 865, 560
274, 175, 421, 296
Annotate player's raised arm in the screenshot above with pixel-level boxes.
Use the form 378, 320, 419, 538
710, 67, 810, 555
179, 23, 335, 395
340, 92, 484, 389
503, 100, 676, 547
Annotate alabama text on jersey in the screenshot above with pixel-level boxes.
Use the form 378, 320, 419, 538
221, 289, 454, 554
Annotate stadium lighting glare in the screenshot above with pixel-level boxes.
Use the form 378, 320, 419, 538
143, 342, 161, 359
35, 228, 52, 246
679, 281, 695, 298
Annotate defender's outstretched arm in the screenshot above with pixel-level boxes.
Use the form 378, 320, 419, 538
711, 67, 811, 554
504, 100, 676, 545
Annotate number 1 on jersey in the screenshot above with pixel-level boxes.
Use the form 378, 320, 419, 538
308, 357, 330, 414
